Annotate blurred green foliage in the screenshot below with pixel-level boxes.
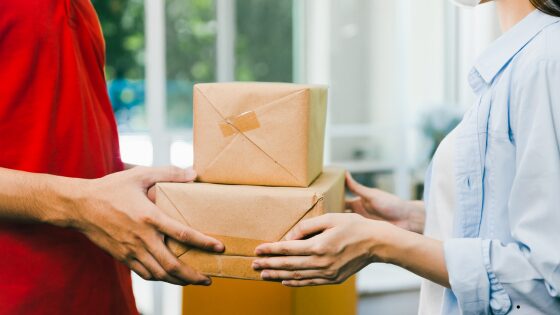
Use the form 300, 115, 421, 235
92, 0, 145, 80
235, 0, 293, 81
93, 0, 293, 130
165, 0, 217, 128
166, 0, 217, 82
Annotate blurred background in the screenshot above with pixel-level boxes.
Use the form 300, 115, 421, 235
91, 0, 501, 314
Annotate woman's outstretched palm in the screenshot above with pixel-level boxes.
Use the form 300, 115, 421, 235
345, 172, 424, 232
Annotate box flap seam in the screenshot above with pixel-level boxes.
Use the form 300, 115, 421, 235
159, 186, 194, 258
199, 133, 242, 177
279, 195, 324, 240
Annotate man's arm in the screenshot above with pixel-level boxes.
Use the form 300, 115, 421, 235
0, 166, 224, 286
123, 163, 136, 170
0, 167, 79, 225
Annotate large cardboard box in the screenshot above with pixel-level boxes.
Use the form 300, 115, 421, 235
193, 82, 328, 187
155, 167, 344, 280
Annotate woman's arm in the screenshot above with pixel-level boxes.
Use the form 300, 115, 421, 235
255, 60, 560, 314
252, 173, 435, 287
252, 213, 449, 288
0, 166, 224, 285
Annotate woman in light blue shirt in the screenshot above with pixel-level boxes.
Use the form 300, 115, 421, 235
252, 0, 560, 313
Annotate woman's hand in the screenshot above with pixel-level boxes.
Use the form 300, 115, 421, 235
345, 172, 425, 233
71, 166, 225, 286
253, 213, 450, 288
252, 213, 394, 286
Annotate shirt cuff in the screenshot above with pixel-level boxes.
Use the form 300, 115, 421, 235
444, 238, 512, 315
482, 240, 512, 315
546, 264, 560, 297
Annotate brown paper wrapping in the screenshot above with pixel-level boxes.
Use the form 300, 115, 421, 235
193, 82, 328, 187
155, 168, 345, 280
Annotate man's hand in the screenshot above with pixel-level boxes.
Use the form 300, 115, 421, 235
73, 166, 224, 286
345, 172, 425, 233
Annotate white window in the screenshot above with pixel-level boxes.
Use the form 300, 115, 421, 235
94, 0, 501, 314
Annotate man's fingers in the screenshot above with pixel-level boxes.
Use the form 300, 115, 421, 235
285, 215, 333, 241
129, 259, 153, 281
255, 239, 315, 256
147, 186, 156, 203
143, 234, 211, 286
345, 171, 369, 197
282, 278, 332, 287
134, 248, 187, 285
134, 166, 197, 188
151, 211, 224, 252
252, 256, 328, 271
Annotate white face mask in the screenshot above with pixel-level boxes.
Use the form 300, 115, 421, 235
450, 0, 488, 8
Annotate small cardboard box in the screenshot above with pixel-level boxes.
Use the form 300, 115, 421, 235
193, 82, 328, 187
155, 168, 344, 280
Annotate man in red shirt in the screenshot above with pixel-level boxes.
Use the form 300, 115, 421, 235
0, 1, 223, 313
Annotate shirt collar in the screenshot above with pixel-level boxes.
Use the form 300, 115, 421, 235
472, 10, 560, 87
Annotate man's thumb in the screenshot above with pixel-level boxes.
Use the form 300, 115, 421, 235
135, 166, 197, 187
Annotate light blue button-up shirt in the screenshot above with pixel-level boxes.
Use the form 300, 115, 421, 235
424, 9, 560, 315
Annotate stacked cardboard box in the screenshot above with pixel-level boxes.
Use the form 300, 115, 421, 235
155, 82, 345, 280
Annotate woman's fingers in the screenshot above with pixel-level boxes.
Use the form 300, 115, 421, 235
346, 197, 383, 220
252, 255, 329, 271
345, 197, 366, 214
284, 215, 335, 241
255, 239, 315, 256
282, 278, 333, 287
345, 171, 369, 197
260, 269, 336, 281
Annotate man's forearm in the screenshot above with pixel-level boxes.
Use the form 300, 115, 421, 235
0, 166, 223, 285
0, 167, 82, 227
123, 163, 136, 170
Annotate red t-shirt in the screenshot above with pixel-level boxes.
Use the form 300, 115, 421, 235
0, 0, 137, 313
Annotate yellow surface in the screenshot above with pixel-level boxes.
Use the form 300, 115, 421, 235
293, 278, 356, 315
183, 277, 356, 315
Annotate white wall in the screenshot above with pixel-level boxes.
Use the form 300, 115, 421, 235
456, 3, 501, 108
127, 1, 503, 314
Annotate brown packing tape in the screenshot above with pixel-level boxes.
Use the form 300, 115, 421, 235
167, 234, 269, 258
219, 110, 261, 137
180, 250, 262, 280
